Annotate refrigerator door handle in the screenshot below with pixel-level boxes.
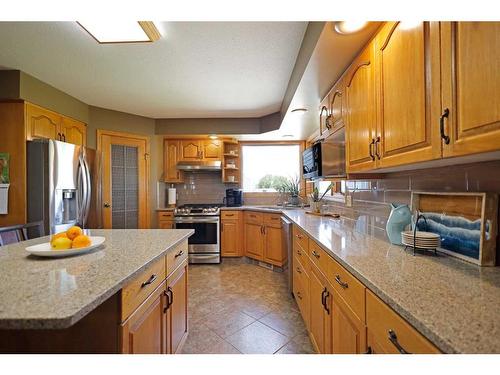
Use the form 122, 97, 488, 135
78, 155, 89, 227
82, 156, 92, 226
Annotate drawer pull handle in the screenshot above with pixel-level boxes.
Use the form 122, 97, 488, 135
335, 275, 349, 289
388, 329, 411, 354
296, 267, 302, 274
141, 274, 157, 288
364, 347, 372, 354
226, 214, 235, 217
174, 250, 184, 258
312, 250, 320, 259
296, 291, 302, 300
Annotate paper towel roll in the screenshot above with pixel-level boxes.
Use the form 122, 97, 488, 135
168, 187, 176, 206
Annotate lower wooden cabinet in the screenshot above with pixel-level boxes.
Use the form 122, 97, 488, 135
158, 211, 174, 229
309, 264, 331, 353
121, 281, 168, 354
244, 212, 285, 266
166, 260, 189, 354
331, 289, 367, 354
221, 211, 243, 257
244, 222, 264, 260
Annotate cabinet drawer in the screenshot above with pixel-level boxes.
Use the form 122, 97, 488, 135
366, 289, 440, 354
166, 240, 188, 276
327, 258, 366, 322
157, 211, 174, 220
121, 256, 166, 321
245, 211, 263, 224
309, 240, 329, 275
221, 210, 241, 220
159, 220, 174, 229
293, 253, 309, 286
293, 225, 309, 255
293, 271, 310, 329
264, 213, 282, 228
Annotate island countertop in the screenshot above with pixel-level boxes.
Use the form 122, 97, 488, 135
0, 229, 193, 330
282, 209, 500, 354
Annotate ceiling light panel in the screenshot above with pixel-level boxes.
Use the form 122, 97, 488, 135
78, 21, 161, 44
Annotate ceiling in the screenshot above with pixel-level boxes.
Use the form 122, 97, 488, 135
0, 21, 307, 118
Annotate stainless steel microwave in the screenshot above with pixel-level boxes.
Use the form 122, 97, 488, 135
302, 129, 346, 179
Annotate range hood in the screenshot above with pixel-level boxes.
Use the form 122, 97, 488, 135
176, 160, 222, 171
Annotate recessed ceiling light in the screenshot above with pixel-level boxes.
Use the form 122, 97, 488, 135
209, 135, 218, 139
78, 21, 161, 44
334, 21, 368, 35
291, 108, 308, 115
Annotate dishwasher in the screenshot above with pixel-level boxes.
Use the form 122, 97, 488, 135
281, 216, 293, 296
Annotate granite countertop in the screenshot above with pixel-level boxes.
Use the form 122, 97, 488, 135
280, 209, 500, 354
220, 205, 289, 213
0, 229, 193, 330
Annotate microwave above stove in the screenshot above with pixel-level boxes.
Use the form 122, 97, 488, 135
303, 128, 346, 180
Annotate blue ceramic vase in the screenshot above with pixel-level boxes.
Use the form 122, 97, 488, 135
386, 203, 412, 245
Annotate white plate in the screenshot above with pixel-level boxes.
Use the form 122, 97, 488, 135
25, 236, 106, 258
402, 231, 440, 239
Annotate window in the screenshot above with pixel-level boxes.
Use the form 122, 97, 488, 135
242, 144, 301, 192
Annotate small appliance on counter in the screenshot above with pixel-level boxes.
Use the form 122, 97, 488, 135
223, 188, 242, 207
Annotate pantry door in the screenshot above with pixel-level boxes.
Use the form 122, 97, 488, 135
98, 130, 150, 229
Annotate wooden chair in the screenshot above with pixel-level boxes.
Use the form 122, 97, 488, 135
0, 221, 45, 246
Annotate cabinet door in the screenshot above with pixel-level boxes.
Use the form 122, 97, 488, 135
309, 265, 331, 354
441, 22, 500, 157
159, 220, 174, 229
376, 22, 442, 168
121, 284, 167, 354
263, 225, 284, 266
319, 96, 330, 136
60, 117, 87, 146
221, 219, 241, 257
345, 44, 377, 172
329, 84, 344, 130
244, 222, 264, 260
180, 140, 202, 160
164, 140, 183, 183
25, 103, 61, 141
166, 261, 188, 354
331, 291, 366, 354
202, 139, 222, 160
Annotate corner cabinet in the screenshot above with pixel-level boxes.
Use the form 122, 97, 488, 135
374, 22, 441, 168
244, 212, 285, 266
440, 22, 500, 158
345, 43, 377, 172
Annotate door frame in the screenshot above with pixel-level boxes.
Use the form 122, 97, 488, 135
97, 129, 150, 229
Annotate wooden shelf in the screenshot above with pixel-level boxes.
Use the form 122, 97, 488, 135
223, 180, 239, 184
224, 167, 239, 170
223, 153, 239, 157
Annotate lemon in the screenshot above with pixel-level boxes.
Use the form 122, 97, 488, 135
51, 237, 73, 250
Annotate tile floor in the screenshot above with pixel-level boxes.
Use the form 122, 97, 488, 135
181, 258, 316, 354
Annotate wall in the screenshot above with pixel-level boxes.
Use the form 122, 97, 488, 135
88, 106, 159, 227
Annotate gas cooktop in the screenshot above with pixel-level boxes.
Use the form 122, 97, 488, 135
174, 204, 224, 216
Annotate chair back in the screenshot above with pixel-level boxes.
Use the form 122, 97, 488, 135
0, 221, 45, 246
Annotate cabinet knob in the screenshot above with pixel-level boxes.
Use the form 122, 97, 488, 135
103, 202, 111, 208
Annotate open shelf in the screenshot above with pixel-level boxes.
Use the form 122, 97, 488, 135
224, 167, 239, 170
223, 153, 239, 157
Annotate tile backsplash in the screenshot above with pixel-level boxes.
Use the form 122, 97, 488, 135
171, 172, 238, 206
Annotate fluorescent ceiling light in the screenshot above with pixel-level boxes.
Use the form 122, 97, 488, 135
334, 21, 368, 35
78, 21, 161, 44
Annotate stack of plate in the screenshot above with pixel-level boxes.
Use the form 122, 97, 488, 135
401, 231, 441, 249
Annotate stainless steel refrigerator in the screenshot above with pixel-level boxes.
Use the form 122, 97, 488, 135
27, 139, 101, 235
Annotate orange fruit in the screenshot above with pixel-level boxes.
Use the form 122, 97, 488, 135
66, 226, 83, 240
72, 234, 91, 249
51, 232, 68, 244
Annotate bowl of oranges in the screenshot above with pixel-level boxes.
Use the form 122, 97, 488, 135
25, 226, 105, 258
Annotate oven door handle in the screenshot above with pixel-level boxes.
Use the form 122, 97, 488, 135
174, 217, 220, 224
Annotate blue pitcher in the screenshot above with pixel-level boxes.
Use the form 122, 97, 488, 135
386, 203, 412, 245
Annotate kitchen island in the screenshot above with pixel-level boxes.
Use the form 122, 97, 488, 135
0, 229, 193, 353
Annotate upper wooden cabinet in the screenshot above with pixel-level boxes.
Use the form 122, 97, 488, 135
440, 22, 500, 157
164, 140, 183, 183
375, 22, 441, 168
202, 139, 222, 160
25, 102, 87, 146
179, 139, 221, 161
345, 43, 377, 172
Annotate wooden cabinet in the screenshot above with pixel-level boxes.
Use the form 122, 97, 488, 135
375, 22, 441, 168
165, 260, 189, 354
319, 96, 330, 136
309, 264, 331, 354
221, 211, 243, 257
319, 78, 345, 137
244, 212, 285, 266
345, 43, 377, 172
366, 289, 440, 354
331, 288, 366, 354
25, 102, 87, 145
157, 211, 174, 229
164, 140, 183, 183
60, 116, 87, 146
121, 281, 167, 354
202, 139, 222, 160
440, 22, 500, 158
180, 140, 203, 161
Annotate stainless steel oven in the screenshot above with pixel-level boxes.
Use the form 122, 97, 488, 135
173, 205, 221, 264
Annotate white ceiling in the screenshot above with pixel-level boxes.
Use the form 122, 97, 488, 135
0, 21, 307, 118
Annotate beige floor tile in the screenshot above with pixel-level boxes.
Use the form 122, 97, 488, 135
225, 321, 290, 354
259, 309, 308, 337
275, 333, 316, 354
